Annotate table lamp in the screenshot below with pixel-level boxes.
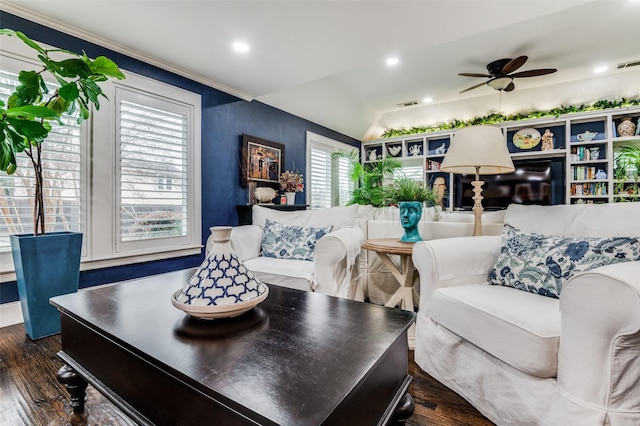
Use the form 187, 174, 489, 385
440, 125, 514, 236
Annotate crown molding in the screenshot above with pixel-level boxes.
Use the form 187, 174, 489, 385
0, 3, 253, 101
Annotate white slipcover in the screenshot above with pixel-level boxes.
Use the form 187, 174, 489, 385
413, 202, 640, 425
206, 205, 365, 300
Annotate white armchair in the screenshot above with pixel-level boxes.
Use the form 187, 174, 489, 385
206, 205, 365, 300
412, 203, 640, 425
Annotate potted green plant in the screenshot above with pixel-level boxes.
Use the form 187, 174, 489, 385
333, 151, 403, 207
0, 29, 125, 339
383, 176, 436, 242
613, 145, 640, 202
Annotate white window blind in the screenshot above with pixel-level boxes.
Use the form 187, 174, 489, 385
0, 68, 82, 253
394, 166, 424, 182
335, 155, 353, 207
306, 132, 356, 209
1, 40, 201, 281
117, 96, 189, 243
309, 148, 332, 209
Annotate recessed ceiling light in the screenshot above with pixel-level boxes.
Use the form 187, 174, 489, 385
593, 65, 608, 73
233, 42, 249, 53
386, 57, 399, 66
422, 97, 433, 104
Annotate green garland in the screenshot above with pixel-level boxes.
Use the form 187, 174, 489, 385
380, 97, 640, 139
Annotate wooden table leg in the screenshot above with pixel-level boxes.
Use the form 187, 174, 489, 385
56, 364, 88, 414
378, 252, 418, 349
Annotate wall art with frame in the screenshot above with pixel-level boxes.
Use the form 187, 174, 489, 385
241, 133, 284, 186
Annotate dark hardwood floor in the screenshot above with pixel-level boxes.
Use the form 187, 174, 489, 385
0, 323, 493, 425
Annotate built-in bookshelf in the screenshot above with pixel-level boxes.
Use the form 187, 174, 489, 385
364, 107, 640, 209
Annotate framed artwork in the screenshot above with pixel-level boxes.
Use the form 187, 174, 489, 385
241, 134, 284, 187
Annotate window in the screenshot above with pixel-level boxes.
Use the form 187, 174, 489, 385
394, 157, 424, 182
116, 93, 190, 247
306, 132, 356, 209
1, 42, 201, 280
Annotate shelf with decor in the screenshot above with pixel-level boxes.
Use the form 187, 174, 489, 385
364, 105, 640, 209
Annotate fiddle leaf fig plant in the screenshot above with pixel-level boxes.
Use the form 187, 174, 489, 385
0, 29, 125, 235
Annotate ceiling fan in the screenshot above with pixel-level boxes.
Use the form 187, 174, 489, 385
458, 56, 557, 93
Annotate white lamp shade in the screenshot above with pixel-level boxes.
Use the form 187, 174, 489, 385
440, 125, 515, 175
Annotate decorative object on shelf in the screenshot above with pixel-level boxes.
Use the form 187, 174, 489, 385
589, 147, 600, 160
577, 130, 598, 141
285, 192, 296, 205
367, 148, 378, 161
254, 186, 277, 203
541, 129, 554, 151
433, 176, 447, 208
409, 145, 422, 156
596, 169, 607, 180
617, 117, 637, 137
434, 143, 447, 155
441, 125, 515, 236
172, 226, 269, 320
380, 97, 640, 139
636, 117, 640, 136
513, 128, 541, 149
387, 145, 401, 157
279, 170, 304, 193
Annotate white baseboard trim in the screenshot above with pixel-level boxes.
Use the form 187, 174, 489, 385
0, 301, 24, 328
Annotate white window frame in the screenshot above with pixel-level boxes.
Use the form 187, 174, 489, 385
305, 131, 357, 209
0, 38, 201, 281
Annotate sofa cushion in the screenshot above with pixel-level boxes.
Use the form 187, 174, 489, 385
430, 284, 560, 378
243, 257, 314, 292
504, 202, 640, 238
252, 204, 358, 231
488, 224, 640, 298
261, 219, 333, 261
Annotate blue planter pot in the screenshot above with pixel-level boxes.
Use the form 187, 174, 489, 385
10, 232, 83, 340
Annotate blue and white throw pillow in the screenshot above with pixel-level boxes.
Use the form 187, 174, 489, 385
488, 224, 640, 298
261, 219, 333, 261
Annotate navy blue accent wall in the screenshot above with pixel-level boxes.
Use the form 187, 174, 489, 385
0, 12, 361, 304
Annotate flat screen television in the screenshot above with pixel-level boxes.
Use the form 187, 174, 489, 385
454, 158, 565, 211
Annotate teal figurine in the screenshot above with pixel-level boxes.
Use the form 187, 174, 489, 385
399, 201, 423, 243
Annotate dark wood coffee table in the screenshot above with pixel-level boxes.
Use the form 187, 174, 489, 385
51, 269, 416, 425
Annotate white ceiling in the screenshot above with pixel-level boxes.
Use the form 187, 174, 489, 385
3, 0, 640, 141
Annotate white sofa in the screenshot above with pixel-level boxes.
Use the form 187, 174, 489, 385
412, 203, 640, 425
206, 205, 364, 300
357, 205, 505, 306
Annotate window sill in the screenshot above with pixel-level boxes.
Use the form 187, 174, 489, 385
0, 246, 202, 283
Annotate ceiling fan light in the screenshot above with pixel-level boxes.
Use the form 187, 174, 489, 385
487, 77, 513, 90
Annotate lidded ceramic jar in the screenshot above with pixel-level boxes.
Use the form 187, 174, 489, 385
172, 226, 268, 319
617, 117, 636, 137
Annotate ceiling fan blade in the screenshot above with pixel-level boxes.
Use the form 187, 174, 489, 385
510, 68, 557, 78
504, 82, 515, 92
458, 72, 492, 78
501, 55, 528, 74
459, 81, 488, 93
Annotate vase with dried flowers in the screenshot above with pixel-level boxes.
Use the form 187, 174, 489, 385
280, 170, 304, 205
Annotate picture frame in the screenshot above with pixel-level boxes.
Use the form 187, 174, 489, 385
241, 134, 285, 187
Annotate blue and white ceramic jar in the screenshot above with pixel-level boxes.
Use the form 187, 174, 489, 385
172, 227, 268, 319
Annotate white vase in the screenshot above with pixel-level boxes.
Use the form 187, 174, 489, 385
285, 192, 296, 205
172, 226, 268, 319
